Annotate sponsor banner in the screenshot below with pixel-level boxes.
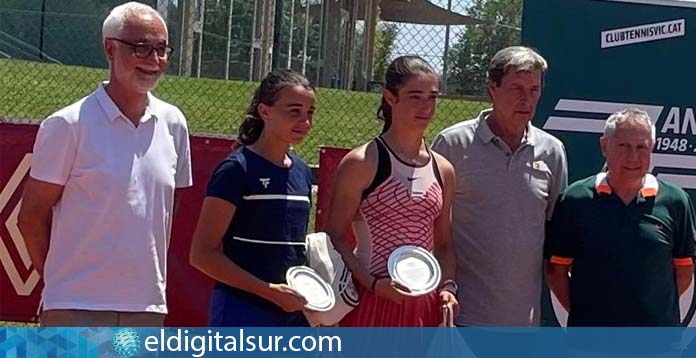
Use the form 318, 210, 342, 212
315, 147, 356, 249
523, 0, 696, 326
601, 19, 685, 48
0, 122, 236, 325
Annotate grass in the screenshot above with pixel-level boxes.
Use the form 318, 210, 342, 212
0, 60, 488, 325
0, 59, 490, 164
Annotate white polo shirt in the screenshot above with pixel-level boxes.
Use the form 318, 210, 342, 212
31, 82, 192, 313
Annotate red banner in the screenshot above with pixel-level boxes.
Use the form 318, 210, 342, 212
0, 122, 236, 325
315, 147, 356, 249
164, 134, 237, 326
0, 124, 358, 326
0, 122, 40, 322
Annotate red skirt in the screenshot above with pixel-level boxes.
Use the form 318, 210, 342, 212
340, 285, 441, 327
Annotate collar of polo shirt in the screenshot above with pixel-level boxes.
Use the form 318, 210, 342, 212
95, 82, 157, 124
594, 172, 659, 197
475, 109, 536, 146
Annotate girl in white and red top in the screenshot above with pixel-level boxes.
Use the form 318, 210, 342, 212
325, 56, 458, 326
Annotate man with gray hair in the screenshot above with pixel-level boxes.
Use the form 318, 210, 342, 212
432, 46, 568, 327
18, 2, 192, 326
546, 108, 695, 326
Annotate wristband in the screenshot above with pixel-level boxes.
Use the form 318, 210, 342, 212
369, 277, 378, 292
440, 279, 458, 294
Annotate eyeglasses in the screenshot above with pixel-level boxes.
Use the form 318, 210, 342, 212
108, 38, 174, 59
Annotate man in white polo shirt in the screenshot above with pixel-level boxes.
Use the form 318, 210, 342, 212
17, 2, 192, 326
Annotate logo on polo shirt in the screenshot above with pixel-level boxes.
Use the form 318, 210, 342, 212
259, 178, 270, 188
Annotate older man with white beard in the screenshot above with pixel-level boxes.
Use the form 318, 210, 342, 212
18, 2, 192, 326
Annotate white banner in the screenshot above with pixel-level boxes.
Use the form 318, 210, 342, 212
601, 19, 685, 48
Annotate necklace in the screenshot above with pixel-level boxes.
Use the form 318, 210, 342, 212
383, 137, 427, 165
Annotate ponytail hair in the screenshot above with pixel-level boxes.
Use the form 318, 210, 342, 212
238, 69, 314, 145
376, 55, 437, 134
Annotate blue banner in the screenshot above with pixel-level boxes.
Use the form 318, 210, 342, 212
522, 0, 696, 328
5, 327, 696, 357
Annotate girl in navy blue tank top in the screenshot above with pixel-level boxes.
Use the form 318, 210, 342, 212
190, 70, 316, 326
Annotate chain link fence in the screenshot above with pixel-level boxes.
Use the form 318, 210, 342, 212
0, 0, 521, 164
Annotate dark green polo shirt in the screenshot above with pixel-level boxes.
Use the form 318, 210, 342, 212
546, 173, 696, 326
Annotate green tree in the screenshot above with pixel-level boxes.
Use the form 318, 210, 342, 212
277, 0, 322, 73
372, 22, 398, 82
0, 0, 131, 66
447, 0, 522, 95
195, 0, 322, 80
195, 0, 255, 78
